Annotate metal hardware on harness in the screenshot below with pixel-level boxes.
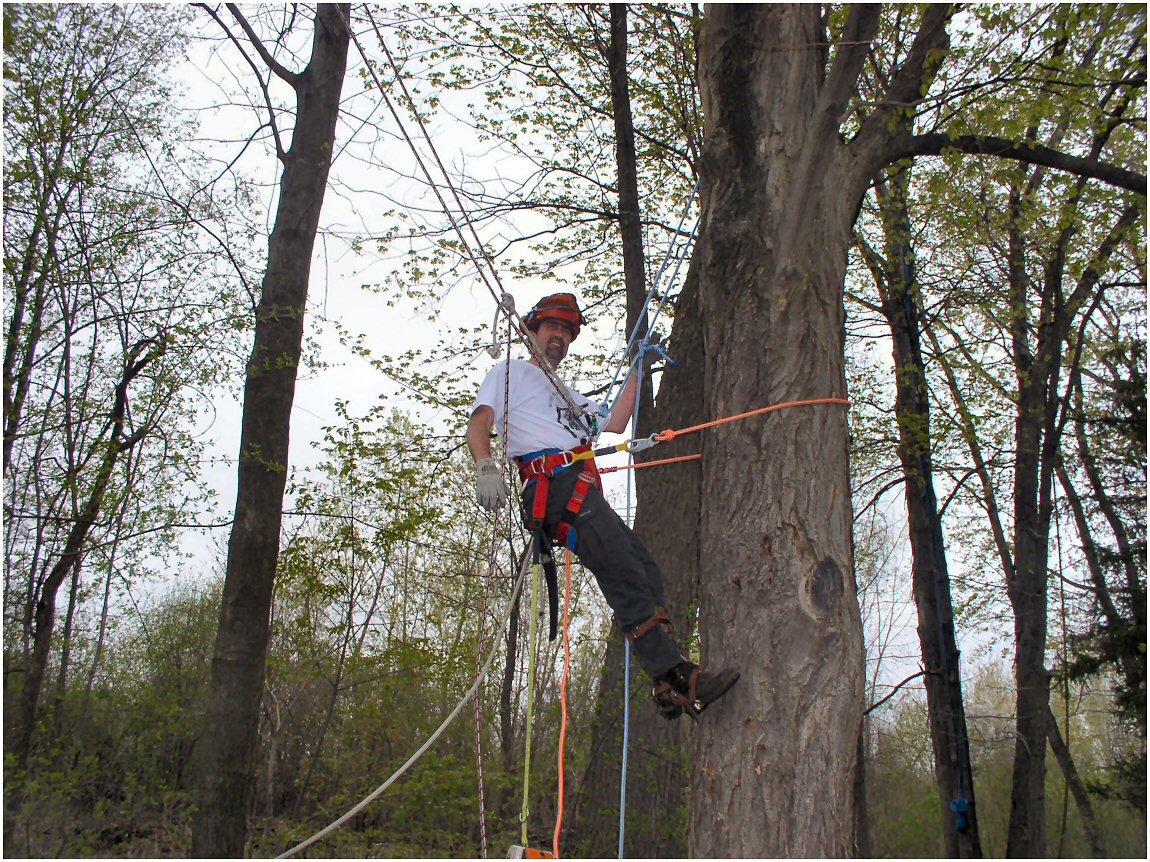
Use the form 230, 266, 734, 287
508, 845, 555, 859
625, 435, 659, 454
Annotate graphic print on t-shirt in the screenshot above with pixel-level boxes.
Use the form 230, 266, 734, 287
552, 390, 594, 441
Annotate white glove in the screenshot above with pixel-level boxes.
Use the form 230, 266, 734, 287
475, 457, 509, 512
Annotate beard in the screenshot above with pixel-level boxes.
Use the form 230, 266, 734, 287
543, 337, 567, 365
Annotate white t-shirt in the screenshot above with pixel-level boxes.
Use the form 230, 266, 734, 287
473, 358, 598, 458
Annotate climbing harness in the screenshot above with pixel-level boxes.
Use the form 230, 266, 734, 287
515, 433, 662, 641
518, 444, 602, 548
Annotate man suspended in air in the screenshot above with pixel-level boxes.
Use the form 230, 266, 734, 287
466, 293, 739, 719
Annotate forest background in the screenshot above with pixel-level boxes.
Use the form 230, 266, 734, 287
2, 3, 1145, 859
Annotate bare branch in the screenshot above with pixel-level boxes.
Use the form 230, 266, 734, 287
224, 3, 301, 86
906, 133, 1146, 195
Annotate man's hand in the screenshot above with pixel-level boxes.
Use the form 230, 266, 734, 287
475, 457, 509, 511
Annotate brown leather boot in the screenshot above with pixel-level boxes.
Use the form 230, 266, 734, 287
652, 659, 740, 720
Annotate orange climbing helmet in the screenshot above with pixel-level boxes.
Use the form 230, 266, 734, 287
523, 292, 587, 341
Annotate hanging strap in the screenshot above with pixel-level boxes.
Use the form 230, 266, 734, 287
555, 463, 601, 550
518, 445, 599, 640
623, 608, 671, 642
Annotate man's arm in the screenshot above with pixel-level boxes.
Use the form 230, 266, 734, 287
466, 405, 496, 461
468, 404, 508, 511
602, 370, 637, 435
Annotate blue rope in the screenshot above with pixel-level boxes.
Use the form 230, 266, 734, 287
619, 638, 631, 858
595, 181, 699, 429
604, 182, 699, 857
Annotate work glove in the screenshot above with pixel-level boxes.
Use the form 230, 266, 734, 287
475, 457, 509, 512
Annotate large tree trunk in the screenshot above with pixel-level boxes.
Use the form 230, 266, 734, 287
668, 5, 951, 855
867, 167, 982, 856
686, 7, 867, 856
192, 6, 349, 856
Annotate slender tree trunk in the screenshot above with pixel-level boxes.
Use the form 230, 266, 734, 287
867, 167, 982, 856
568, 7, 690, 856
192, 6, 350, 856
9, 340, 161, 771
854, 721, 872, 857
1005, 201, 1063, 856
52, 559, 82, 726
1045, 703, 1106, 857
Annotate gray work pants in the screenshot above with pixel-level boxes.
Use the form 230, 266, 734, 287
521, 464, 683, 678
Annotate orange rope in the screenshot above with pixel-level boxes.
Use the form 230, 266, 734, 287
552, 548, 572, 858
597, 453, 702, 474
654, 397, 850, 441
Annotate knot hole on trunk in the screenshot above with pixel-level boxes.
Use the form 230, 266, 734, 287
801, 557, 844, 621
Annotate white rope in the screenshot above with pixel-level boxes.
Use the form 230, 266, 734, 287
350, 7, 588, 423
597, 181, 700, 430
276, 552, 532, 859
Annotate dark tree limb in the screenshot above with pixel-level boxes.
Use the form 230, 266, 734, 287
906, 134, 1146, 195
192, 5, 350, 856
225, 3, 301, 86
1046, 704, 1107, 857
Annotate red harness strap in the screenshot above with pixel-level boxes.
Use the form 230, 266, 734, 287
518, 444, 602, 549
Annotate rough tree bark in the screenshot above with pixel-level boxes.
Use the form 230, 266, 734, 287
669, 6, 956, 855
663, 6, 1143, 854
859, 166, 982, 856
192, 5, 349, 856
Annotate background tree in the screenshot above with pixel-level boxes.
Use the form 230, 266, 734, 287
192, 4, 351, 856
853, 162, 983, 856
2, 1, 248, 817
652, 4, 1143, 855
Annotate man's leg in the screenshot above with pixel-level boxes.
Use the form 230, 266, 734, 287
524, 470, 681, 677
523, 469, 740, 719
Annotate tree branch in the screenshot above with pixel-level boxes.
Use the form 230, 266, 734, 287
816, 4, 881, 135
865, 669, 929, 714
225, 3, 301, 86
906, 133, 1146, 195
197, 3, 288, 160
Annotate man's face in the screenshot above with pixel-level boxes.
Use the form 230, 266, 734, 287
532, 318, 575, 366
